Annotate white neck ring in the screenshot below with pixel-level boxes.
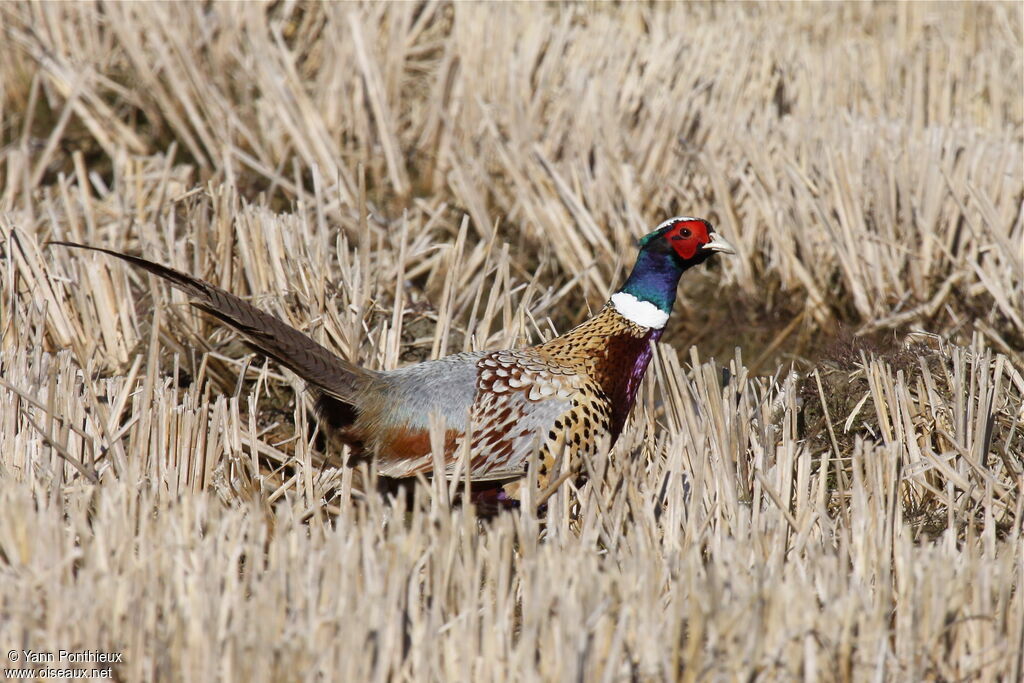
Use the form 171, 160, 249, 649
610, 292, 669, 329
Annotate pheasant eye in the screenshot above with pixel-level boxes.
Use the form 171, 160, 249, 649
680, 228, 691, 238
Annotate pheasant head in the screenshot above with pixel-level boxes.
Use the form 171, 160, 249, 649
611, 216, 736, 329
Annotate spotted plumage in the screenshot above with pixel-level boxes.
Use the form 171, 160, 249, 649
52, 216, 735, 499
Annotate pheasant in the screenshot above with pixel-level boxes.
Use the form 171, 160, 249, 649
52, 216, 734, 499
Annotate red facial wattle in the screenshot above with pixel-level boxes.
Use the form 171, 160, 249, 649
663, 219, 711, 260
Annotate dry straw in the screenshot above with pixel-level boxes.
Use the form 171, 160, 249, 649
1, 3, 1021, 681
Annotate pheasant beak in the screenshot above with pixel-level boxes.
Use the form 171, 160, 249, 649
703, 232, 737, 255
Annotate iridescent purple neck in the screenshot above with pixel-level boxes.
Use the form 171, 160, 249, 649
618, 246, 688, 314
607, 327, 664, 440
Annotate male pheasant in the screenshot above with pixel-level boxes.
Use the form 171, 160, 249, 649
53, 216, 734, 497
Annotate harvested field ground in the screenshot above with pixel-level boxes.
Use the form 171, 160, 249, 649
1, 3, 1022, 681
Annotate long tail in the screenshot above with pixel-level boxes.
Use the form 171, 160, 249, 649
50, 242, 378, 408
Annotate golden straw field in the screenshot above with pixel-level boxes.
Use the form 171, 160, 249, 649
1, 3, 1022, 681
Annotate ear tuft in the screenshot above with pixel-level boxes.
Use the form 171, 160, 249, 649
638, 222, 673, 248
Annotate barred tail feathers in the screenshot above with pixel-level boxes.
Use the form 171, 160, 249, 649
50, 242, 376, 404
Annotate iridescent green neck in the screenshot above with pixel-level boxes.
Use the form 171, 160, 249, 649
616, 248, 685, 314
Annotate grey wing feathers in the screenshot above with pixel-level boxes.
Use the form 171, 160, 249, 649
50, 242, 377, 402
